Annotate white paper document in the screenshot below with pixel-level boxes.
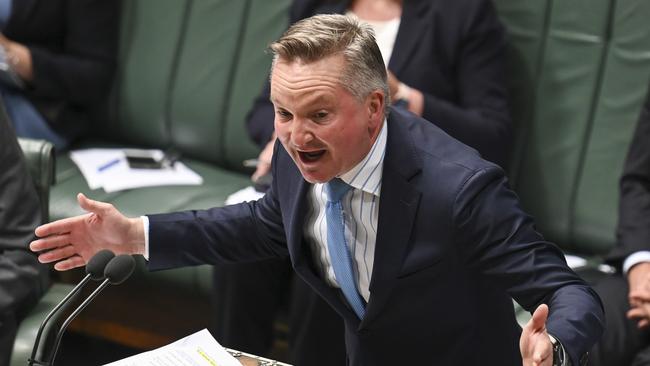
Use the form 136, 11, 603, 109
225, 186, 265, 205
564, 254, 588, 269
104, 329, 241, 366
70, 148, 203, 193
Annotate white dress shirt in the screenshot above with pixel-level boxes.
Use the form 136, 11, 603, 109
346, 11, 401, 69
304, 120, 387, 302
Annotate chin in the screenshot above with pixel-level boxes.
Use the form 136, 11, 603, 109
299, 169, 334, 184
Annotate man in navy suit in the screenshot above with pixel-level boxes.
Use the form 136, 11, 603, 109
31, 14, 603, 365
224, 1, 512, 362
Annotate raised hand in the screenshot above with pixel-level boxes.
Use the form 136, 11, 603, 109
252, 133, 276, 183
627, 262, 650, 328
520, 304, 553, 366
30, 193, 145, 271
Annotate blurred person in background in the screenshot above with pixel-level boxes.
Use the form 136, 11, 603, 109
0, 106, 49, 366
0, 0, 119, 151
590, 83, 650, 366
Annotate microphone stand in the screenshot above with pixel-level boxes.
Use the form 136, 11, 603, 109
46, 279, 113, 366
27, 274, 93, 366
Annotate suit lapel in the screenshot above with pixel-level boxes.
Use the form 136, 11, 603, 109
361, 110, 422, 328
388, 0, 431, 75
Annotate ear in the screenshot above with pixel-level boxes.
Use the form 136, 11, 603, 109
366, 90, 385, 133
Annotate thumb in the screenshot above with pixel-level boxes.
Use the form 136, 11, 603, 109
77, 193, 111, 215
528, 304, 549, 333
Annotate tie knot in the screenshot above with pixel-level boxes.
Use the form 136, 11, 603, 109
325, 178, 352, 202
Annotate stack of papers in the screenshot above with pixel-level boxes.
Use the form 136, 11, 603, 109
104, 329, 241, 366
70, 148, 203, 193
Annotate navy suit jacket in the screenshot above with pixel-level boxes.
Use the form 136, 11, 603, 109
149, 108, 603, 365
246, 0, 512, 168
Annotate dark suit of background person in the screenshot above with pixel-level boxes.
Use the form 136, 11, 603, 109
589, 86, 650, 366
0, 111, 49, 366
0, 0, 119, 150
155, 106, 601, 366
214, 0, 512, 363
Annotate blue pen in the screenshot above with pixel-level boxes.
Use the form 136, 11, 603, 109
97, 158, 121, 172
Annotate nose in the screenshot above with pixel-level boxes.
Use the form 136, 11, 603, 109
290, 118, 314, 148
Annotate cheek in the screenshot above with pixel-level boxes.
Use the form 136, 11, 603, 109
274, 122, 288, 141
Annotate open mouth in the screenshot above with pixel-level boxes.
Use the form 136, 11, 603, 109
298, 150, 326, 163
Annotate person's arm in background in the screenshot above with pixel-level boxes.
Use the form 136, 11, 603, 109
609, 87, 650, 328
2, 0, 118, 105
391, 0, 512, 168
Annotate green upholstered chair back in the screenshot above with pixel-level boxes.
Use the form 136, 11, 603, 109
17, 138, 55, 221
100, 0, 290, 171
495, 0, 650, 255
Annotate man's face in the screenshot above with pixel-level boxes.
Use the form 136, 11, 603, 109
270, 54, 384, 183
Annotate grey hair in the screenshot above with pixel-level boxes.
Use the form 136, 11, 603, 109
270, 14, 390, 115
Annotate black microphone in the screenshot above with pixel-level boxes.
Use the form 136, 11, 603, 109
28, 250, 115, 365
47, 254, 136, 366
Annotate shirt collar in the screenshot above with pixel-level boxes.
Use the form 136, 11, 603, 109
339, 118, 387, 197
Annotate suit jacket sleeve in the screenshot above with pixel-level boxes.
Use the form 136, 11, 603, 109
607, 86, 650, 265
147, 144, 289, 270
0, 120, 48, 315
15, 0, 119, 105
454, 166, 604, 365
415, 0, 511, 168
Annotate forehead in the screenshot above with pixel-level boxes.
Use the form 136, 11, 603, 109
270, 54, 346, 105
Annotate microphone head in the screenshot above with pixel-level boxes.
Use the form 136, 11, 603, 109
85, 250, 116, 280
104, 255, 136, 285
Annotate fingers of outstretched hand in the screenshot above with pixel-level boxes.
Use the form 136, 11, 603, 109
53, 256, 87, 271
627, 304, 650, 328
78, 193, 113, 215
528, 304, 549, 332
34, 215, 85, 239
521, 304, 551, 366
36, 243, 78, 264
630, 289, 650, 304
30, 232, 71, 253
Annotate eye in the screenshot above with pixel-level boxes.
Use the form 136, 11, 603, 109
312, 111, 329, 121
276, 109, 292, 121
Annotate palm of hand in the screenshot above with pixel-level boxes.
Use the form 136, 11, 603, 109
74, 211, 130, 261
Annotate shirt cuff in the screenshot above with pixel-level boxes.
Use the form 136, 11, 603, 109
142, 215, 150, 261
623, 251, 650, 275
395, 82, 411, 102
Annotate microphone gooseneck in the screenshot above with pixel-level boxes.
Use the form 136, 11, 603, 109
28, 250, 116, 366
47, 254, 136, 366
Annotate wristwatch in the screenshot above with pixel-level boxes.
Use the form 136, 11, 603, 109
549, 335, 570, 366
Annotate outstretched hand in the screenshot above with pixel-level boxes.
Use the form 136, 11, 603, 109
520, 304, 553, 366
30, 193, 145, 271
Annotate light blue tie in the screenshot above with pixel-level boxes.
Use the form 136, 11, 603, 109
325, 178, 366, 319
